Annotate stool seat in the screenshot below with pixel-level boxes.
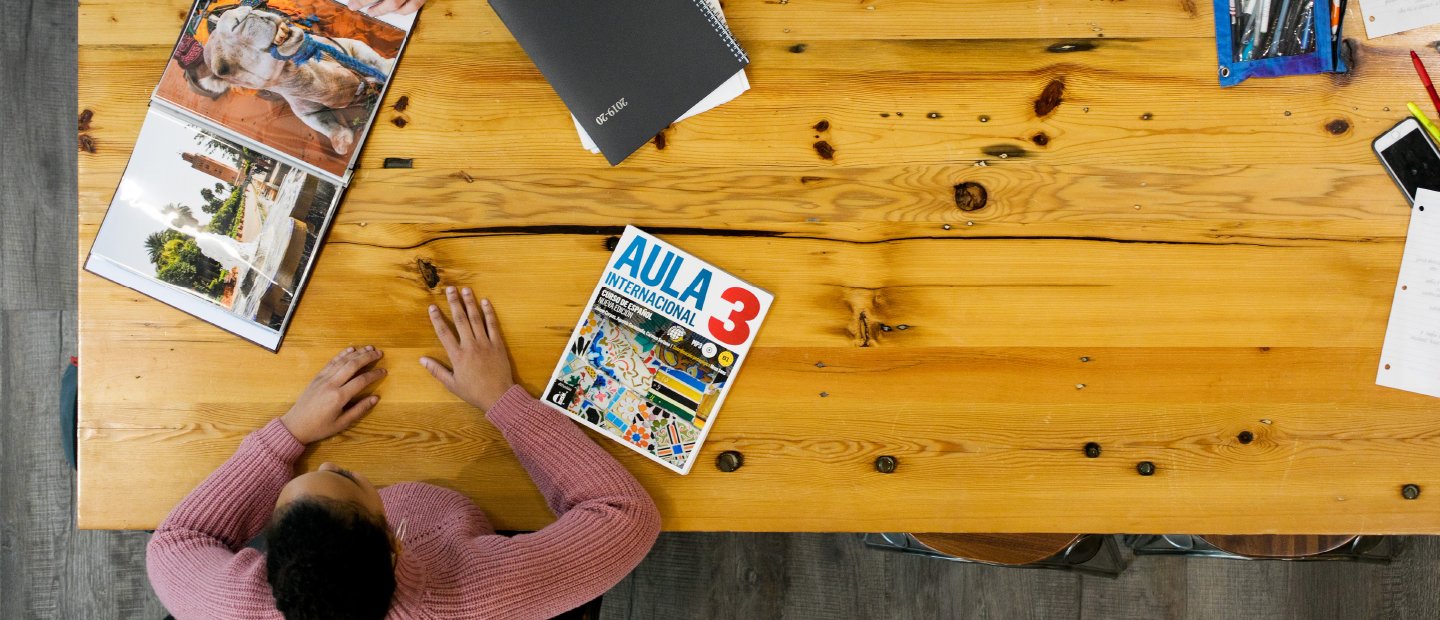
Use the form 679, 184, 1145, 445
1198, 535, 1358, 558
911, 533, 1084, 566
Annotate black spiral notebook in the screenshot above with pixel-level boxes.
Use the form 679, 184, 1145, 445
488, 0, 749, 165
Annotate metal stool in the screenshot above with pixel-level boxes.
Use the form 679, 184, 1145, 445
1125, 534, 1396, 562
863, 533, 1125, 577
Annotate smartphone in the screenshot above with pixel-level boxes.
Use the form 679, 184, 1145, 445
1374, 117, 1440, 205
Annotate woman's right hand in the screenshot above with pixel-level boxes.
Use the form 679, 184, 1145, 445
420, 286, 517, 412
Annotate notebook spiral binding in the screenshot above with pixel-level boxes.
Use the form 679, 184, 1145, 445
691, 0, 748, 64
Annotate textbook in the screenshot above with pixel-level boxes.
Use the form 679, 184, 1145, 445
85, 0, 417, 351
488, 0, 750, 166
542, 227, 774, 474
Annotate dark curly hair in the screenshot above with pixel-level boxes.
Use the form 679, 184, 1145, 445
265, 498, 396, 620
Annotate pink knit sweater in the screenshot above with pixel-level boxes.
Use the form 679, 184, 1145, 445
146, 385, 661, 619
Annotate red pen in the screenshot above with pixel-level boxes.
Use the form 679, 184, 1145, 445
1411, 50, 1440, 114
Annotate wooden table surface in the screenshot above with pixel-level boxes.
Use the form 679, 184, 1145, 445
79, 0, 1440, 533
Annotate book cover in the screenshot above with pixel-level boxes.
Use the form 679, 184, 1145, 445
488, 0, 749, 166
541, 226, 774, 474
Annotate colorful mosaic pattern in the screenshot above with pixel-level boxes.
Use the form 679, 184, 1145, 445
553, 312, 719, 469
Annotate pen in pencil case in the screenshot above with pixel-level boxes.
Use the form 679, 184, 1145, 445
1296, 0, 1314, 55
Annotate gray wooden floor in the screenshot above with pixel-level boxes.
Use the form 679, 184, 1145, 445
7, 1, 1440, 618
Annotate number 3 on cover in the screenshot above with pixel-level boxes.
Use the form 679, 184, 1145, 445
708, 286, 761, 346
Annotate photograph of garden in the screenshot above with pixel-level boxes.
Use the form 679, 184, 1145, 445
88, 109, 340, 337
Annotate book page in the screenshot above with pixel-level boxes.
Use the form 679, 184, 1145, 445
1377, 189, 1440, 397
1360, 0, 1440, 38
155, 0, 411, 179
86, 109, 342, 350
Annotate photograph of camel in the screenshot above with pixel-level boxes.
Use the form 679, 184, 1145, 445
155, 0, 414, 178
86, 109, 341, 350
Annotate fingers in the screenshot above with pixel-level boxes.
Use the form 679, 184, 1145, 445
340, 366, 387, 401
428, 304, 460, 354
339, 394, 380, 427
461, 288, 487, 343
445, 287, 474, 344
333, 346, 384, 383
481, 298, 504, 346
397, 0, 426, 14
362, 0, 404, 15
419, 356, 456, 389
320, 346, 357, 377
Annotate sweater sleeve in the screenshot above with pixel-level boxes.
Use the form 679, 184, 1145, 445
470, 385, 661, 620
146, 419, 303, 620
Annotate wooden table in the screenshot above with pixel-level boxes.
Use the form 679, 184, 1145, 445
79, 0, 1440, 533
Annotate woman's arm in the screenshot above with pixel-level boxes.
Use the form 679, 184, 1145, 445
146, 347, 387, 618
421, 287, 661, 618
145, 419, 302, 619
474, 387, 661, 619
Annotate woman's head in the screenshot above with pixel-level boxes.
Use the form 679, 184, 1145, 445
265, 463, 395, 620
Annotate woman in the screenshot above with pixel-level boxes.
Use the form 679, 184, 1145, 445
146, 287, 661, 619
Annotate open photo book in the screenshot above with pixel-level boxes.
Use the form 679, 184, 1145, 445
541, 227, 774, 474
85, 0, 417, 350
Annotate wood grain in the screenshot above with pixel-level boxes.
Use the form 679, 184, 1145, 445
79, 0, 1214, 47
76, 0, 1440, 534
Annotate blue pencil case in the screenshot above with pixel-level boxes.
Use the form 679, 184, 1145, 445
1214, 0, 1348, 86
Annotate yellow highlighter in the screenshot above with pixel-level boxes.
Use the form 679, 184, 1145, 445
1407, 102, 1440, 143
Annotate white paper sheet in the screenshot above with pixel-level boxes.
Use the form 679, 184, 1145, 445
1359, 0, 1440, 38
1377, 189, 1440, 398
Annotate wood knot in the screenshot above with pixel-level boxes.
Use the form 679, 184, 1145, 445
1084, 442, 1101, 458
981, 144, 1027, 159
78, 134, 96, 154
813, 119, 830, 132
953, 182, 988, 211
394, 95, 410, 112
1237, 430, 1254, 444
716, 451, 744, 472
1031, 132, 1050, 146
874, 455, 898, 473
390, 116, 408, 128
416, 258, 440, 289
652, 131, 667, 150
383, 157, 413, 169
1034, 78, 1065, 117
78, 109, 93, 131
1136, 461, 1156, 476
1047, 41, 1096, 53
813, 140, 836, 160
1325, 118, 1351, 135
604, 236, 621, 251
789, 43, 808, 53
